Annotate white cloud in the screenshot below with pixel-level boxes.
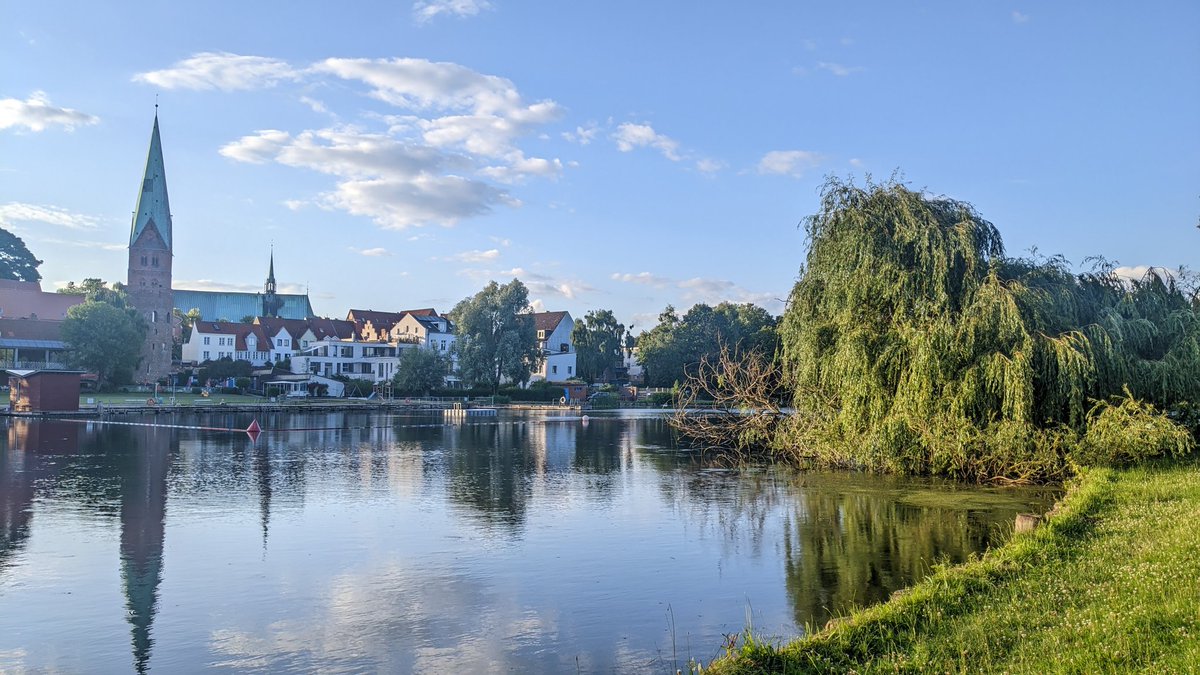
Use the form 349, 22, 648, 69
695, 158, 724, 174
525, 278, 595, 300
562, 122, 600, 145
161, 53, 561, 229
1113, 265, 1177, 283
611, 271, 672, 287
448, 248, 500, 263
316, 57, 555, 118
299, 96, 331, 115
133, 52, 297, 91
613, 271, 782, 313
816, 61, 864, 77
0, 202, 99, 230
413, 0, 492, 23
678, 277, 783, 312
222, 128, 454, 177
0, 92, 98, 132
1012, 10, 1030, 23
353, 247, 392, 257
848, 157, 865, 169
612, 122, 681, 161
757, 150, 825, 178
323, 175, 514, 230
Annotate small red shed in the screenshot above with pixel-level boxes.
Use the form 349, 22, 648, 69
6, 369, 84, 413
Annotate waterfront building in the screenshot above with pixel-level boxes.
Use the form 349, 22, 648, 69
529, 311, 577, 383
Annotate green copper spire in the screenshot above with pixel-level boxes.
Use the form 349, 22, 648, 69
129, 114, 172, 250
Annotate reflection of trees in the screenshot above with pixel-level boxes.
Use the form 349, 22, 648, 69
655, 467, 1051, 631
1, 421, 91, 569
779, 486, 998, 629
571, 419, 624, 478
441, 423, 539, 528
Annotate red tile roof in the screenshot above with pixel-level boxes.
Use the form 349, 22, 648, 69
530, 311, 570, 332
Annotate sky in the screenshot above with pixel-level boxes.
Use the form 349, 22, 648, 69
2, 1, 1198, 332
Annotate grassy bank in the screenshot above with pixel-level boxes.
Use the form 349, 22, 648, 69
706, 460, 1200, 673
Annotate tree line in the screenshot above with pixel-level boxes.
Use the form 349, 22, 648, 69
673, 177, 1198, 481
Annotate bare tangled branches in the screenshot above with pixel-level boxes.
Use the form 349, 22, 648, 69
669, 345, 788, 462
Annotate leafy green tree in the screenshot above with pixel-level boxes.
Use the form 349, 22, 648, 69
61, 301, 147, 388
450, 279, 540, 392
637, 302, 778, 387
57, 278, 130, 307
198, 357, 252, 383
776, 177, 1200, 479
392, 347, 450, 395
571, 309, 626, 382
0, 228, 41, 282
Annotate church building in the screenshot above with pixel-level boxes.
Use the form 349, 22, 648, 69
126, 114, 313, 383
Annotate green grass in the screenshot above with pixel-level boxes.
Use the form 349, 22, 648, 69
705, 461, 1200, 673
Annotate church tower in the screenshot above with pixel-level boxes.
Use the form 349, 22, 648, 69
127, 112, 174, 383
262, 250, 283, 318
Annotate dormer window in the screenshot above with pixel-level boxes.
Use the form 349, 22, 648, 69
537, 330, 546, 339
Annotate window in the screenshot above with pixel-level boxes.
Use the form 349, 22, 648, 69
203, 337, 210, 345
537, 330, 546, 339
203, 351, 210, 360
140, 255, 148, 266
568, 366, 573, 374
552, 365, 558, 374
151, 256, 159, 267
441, 340, 447, 351
560, 343, 569, 353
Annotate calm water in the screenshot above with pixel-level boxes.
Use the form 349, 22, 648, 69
0, 410, 1056, 674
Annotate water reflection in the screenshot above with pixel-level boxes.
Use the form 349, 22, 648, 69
0, 412, 1055, 673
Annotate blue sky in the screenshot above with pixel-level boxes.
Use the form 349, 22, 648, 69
2, 1, 1198, 331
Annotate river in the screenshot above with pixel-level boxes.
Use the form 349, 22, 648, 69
0, 409, 1056, 673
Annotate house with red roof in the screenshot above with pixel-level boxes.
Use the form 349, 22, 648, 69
528, 311, 577, 383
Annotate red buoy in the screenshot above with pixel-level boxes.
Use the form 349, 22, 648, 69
247, 419, 262, 433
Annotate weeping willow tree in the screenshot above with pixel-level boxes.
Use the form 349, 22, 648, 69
775, 178, 1199, 481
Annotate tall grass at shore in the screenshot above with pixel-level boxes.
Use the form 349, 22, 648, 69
705, 460, 1200, 673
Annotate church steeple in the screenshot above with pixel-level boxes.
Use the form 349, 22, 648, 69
265, 249, 276, 295
127, 110, 175, 384
262, 249, 283, 318
129, 113, 172, 251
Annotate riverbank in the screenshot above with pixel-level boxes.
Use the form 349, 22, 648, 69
1, 395, 588, 418
705, 460, 1200, 673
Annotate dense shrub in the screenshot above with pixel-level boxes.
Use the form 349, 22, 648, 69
649, 392, 674, 406
1075, 395, 1194, 467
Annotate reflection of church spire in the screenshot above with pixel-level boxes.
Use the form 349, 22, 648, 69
254, 442, 272, 554
119, 433, 169, 675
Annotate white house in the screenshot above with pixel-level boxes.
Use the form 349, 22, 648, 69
183, 321, 269, 365
291, 337, 407, 383
529, 311, 577, 383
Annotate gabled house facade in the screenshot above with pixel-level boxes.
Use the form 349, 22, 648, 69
529, 311, 577, 383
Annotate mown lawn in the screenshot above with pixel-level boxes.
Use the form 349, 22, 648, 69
706, 461, 1200, 673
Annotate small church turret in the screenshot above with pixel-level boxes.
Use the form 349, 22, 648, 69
262, 250, 283, 318
127, 111, 174, 383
